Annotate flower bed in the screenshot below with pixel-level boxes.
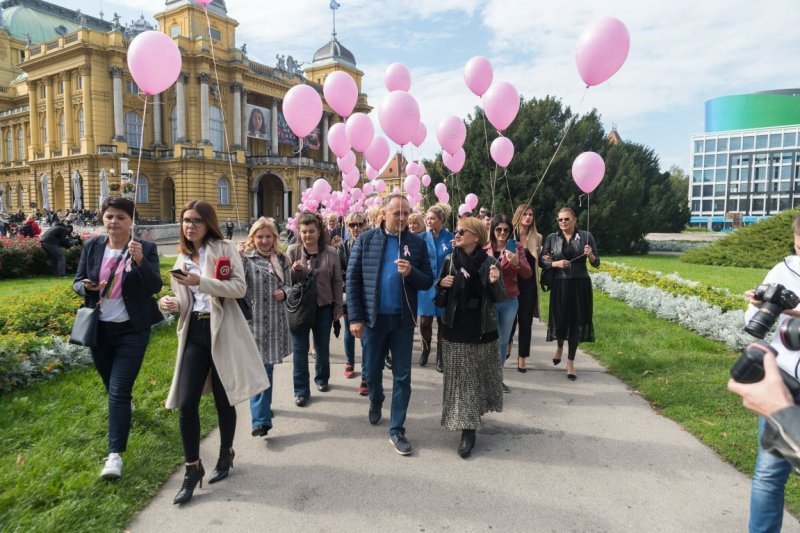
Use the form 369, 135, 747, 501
0, 233, 100, 279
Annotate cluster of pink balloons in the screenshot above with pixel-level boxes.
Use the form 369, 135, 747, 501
457, 193, 479, 216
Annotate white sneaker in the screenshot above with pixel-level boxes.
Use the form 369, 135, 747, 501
100, 453, 123, 479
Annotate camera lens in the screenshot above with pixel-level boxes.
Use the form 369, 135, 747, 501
780, 318, 800, 351
745, 303, 782, 339
730, 342, 775, 383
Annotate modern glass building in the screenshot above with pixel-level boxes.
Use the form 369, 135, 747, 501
689, 89, 800, 230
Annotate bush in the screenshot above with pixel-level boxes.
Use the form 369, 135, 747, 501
682, 209, 800, 268
0, 237, 87, 279
646, 240, 709, 253
0, 333, 91, 392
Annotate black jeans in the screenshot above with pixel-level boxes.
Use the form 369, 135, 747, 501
91, 321, 151, 454
41, 242, 65, 276
512, 278, 538, 358
178, 315, 236, 463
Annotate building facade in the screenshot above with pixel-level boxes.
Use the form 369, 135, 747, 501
689, 89, 800, 230
0, 0, 368, 223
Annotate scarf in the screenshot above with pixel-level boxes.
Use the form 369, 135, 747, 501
451, 246, 488, 309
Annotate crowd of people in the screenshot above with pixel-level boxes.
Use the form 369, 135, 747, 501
71, 194, 601, 506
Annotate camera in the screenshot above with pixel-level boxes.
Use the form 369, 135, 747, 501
744, 283, 800, 339
730, 341, 800, 402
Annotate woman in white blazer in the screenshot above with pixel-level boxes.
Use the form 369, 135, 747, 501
159, 200, 269, 506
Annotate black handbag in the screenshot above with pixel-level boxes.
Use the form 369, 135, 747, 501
540, 267, 554, 292
237, 298, 253, 321
69, 250, 126, 347
434, 255, 452, 307
286, 272, 318, 333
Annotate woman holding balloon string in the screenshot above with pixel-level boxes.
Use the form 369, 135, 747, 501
539, 206, 599, 381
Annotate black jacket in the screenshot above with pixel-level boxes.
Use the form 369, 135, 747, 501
72, 236, 164, 332
40, 225, 71, 247
539, 230, 600, 280
436, 252, 505, 337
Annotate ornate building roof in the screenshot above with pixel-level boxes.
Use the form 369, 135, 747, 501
312, 36, 356, 69
0, 0, 111, 44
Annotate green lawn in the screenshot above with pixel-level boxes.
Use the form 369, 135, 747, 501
604, 254, 767, 294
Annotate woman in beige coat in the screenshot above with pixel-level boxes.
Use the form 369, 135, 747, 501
159, 200, 269, 506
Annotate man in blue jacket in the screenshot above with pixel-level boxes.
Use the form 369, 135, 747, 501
347, 194, 434, 455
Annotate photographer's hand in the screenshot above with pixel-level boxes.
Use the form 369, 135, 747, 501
728, 352, 794, 417
745, 290, 764, 308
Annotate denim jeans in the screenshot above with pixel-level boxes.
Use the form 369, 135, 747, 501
494, 297, 519, 368
362, 314, 414, 436
344, 313, 356, 366
41, 242, 65, 276
750, 416, 793, 533
91, 321, 151, 454
249, 364, 274, 428
292, 304, 334, 397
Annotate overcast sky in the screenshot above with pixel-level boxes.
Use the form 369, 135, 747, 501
70, 0, 800, 172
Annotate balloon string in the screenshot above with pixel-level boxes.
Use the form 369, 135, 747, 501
130, 96, 148, 237
203, 6, 242, 231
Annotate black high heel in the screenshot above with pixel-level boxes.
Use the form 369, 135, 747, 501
173, 460, 205, 505
208, 448, 234, 484
458, 429, 476, 458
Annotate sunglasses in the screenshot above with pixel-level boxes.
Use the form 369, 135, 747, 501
494, 227, 511, 234
181, 217, 205, 227
348, 222, 365, 228
456, 228, 473, 236
557, 217, 572, 222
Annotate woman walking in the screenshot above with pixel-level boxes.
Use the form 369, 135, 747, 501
417, 205, 453, 371
437, 216, 504, 458
238, 217, 292, 438
159, 200, 269, 505
338, 212, 368, 394
539, 206, 600, 381
72, 197, 163, 479
288, 211, 343, 406
510, 204, 543, 373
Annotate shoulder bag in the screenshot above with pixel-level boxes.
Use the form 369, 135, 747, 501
69, 249, 126, 347
286, 271, 317, 332
434, 255, 453, 307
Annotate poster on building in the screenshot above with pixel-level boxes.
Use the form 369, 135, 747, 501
276, 112, 320, 149
306, 127, 321, 149
245, 104, 270, 140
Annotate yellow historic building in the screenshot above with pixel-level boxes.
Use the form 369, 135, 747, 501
0, 0, 368, 223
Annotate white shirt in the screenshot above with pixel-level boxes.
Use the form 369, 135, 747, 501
744, 255, 800, 379
183, 247, 212, 313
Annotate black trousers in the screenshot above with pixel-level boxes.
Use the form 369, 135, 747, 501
178, 315, 236, 462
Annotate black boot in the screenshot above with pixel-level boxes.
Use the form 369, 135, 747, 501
207, 448, 235, 484
419, 346, 430, 367
435, 345, 443, 373
458, 429, 476, 458
173, 461, 205, 505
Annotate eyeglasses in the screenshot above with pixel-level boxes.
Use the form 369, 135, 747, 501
348, 222, 365, 228
494, 227, 510, 234
182, 217, 205, 227
456, 228, 473, 236
557, 217, 572, 222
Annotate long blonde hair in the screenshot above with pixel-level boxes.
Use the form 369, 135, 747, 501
245, 217, 284, 258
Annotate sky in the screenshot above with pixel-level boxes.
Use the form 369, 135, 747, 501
69, 0, 800, 172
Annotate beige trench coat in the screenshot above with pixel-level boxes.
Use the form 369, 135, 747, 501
164, 239, 270, 409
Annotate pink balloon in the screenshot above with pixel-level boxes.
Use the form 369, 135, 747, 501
436, 115, 467, 155
362, 182, 373, 195
443, 147, 466, 173
412, 122, 427, 148
313, 178, 332, 196
421, 174, 431, 187
375, 180, 387, 194
403, 175, 420, 196
327, 122, 350, 158
323, 71, 358, 118
384, 63, 411, 92
440, 192, 450, 204
378, 91, 420, 146
464, 56, 493, 97
127, 31, 182, 95
336, 150, 356, 172
193, 0, 213, 5
434, 182, 448, 203
283, 85, 323, 138
464, 193, 479, 211
458, 204, 470, 216
345, 113, 374, 152
575, 17, 630, 87
364, 136, 390, 171
572, 151, 606, 193
418, 162, 427, 176
406, 162, 418, 176
483, 82, 520, 131
343, 169, 359, 188
490, 136, 515, 168
366, 164, 379, 181
350, 188, 363, 200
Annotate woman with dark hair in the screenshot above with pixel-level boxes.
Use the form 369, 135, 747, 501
287, 211, 343, 407
72, 196, 163, 479
486, 213, 531, 393
247, 108, 267, 139
417, 204, 453, 371
159, 200, 269, 505
437, 216, 504, 458
237, 217, 292, 438
539, 205, 599, 381
509, 203, 543, 373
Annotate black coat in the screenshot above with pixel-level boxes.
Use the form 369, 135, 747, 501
72, 236, 164, 332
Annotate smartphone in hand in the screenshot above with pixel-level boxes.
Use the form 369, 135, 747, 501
506, 239, 517, 253
169, 269, 186, 277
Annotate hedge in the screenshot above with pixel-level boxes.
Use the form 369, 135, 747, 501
0, 237, 84, 279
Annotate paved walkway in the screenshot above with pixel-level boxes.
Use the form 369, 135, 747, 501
127, 322, 800, 532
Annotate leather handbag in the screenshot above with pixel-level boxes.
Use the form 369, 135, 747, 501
434, 255, 452, 307
69, 249, 126, 347
286, 272, 317, 333
540, 266, 554, 292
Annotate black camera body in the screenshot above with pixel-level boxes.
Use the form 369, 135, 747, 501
730, 341, 800, 402
744, 283, 800, 339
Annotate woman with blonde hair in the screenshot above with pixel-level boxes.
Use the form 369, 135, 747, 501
365, 204, 384, 229
237, 217, 292, 438
509, 203, 543, 372
407, 212, 425, 235
338, 211, 368, 392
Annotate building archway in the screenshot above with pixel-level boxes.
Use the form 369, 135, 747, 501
161, 177, 175, 223
53, 174, 65, 211
253, 173, 288, 221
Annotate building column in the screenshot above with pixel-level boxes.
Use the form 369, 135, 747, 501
197, 73, 210, 144
62, 72, 73, 149
271, 98, 279, 154
152, 93, 163, 146
27, 81, 39, 158
44, 76, 55, 150
80, 66, 94, 146
283, 190, 290, 221
109, 67, 124, 140
230, 82, 242, 148
321, 113, 329, 163
240, 89, 248, 152
176, 72, 187, 142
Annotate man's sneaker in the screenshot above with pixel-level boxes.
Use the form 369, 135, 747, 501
368, 401, 382, 425
100, 453, 123, 479
389, 434, 412, 456
344, 364, 355, 378
357, 379, 368, 396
